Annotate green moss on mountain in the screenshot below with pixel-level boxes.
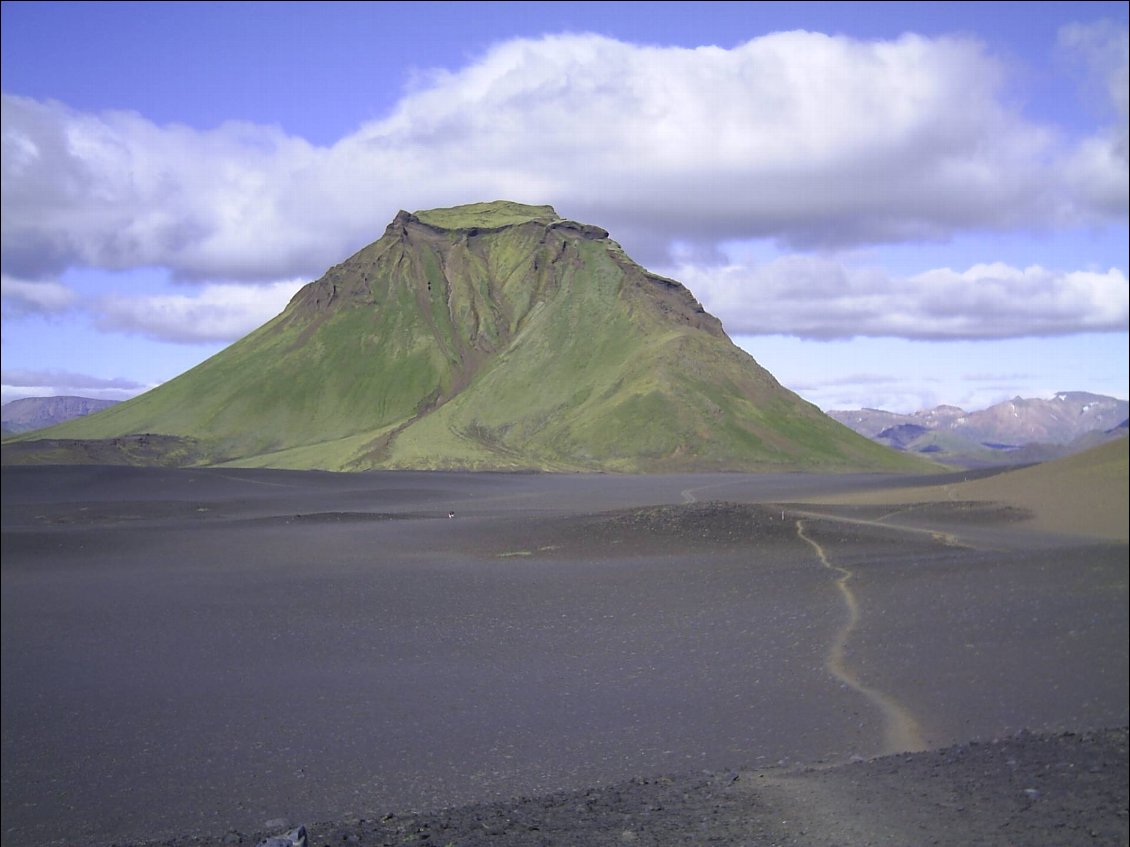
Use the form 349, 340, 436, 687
413, 200, 558, 231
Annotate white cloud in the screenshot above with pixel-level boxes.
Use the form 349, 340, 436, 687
0, 273, 76, 314
1, 367, 143, 390
3, 28, 1127, 287
332, 29, 1126, 254
1, 95, 331, 281
1057, 20, 1130, 217
676, 258, 1129, 340
735, 333, 1128, 414
92, 280, 304, 343
0, 368, 146, 404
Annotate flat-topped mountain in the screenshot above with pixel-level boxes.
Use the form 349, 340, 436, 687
6, 201, 930, 473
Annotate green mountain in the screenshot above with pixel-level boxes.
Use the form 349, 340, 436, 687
7, 201, 933, 473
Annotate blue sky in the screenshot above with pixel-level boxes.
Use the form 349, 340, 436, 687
2, 1, 1127, 413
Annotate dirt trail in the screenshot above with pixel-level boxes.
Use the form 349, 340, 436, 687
795, 517, 928, 755
682, 482, 937, 756
684, 478, 932, 757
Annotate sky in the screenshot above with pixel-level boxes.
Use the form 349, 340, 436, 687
2, 1, 1127, 414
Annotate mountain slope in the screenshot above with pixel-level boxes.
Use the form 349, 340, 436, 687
12, 201, 931, 473
810, 434, 1128, 542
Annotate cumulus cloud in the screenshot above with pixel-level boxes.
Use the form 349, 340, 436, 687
1, 95, 330, 281
675, 258, 1130, 340
91, 280, 305, 343
0, 273, 77, 315
1055, 21, 1130, 218
4, 28, 1127, 287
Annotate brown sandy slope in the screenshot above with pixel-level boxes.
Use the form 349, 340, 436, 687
811, 436, 1129, 542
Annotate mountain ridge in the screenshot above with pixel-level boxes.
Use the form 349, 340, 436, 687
830, 391, 1128, 467
1, 396, 119, 435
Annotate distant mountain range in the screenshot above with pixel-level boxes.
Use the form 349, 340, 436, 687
2, 201, 923, 473
829, 392, 1128, 467
1, 396, 119, 436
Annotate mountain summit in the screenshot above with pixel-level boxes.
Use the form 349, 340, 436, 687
21, 201, 924, 472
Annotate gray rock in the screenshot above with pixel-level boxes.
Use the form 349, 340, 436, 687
256, 824, 307, 847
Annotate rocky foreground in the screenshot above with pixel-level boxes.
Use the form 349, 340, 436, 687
135, 728, 1127, 847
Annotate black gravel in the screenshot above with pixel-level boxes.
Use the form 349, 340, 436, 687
130, 728, 1128, 847
4, 467, 1126, 847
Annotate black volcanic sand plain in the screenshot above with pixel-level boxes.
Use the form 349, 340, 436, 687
2, 465, 1126, 846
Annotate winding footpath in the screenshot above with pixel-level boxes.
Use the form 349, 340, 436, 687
680, 482, 930, 755
794, 517, 928, 755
